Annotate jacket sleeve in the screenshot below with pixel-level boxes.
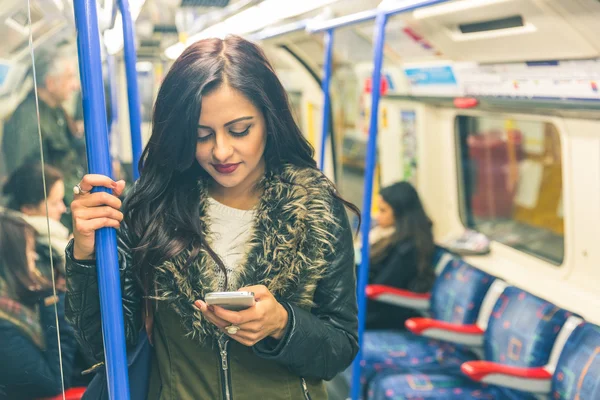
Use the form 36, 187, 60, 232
253, 198, 359, 380
2, 103, 41, 174
65, 225, 143, 365
0, 293, 78, 398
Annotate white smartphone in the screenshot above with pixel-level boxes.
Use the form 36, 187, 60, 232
204, 291, 255, 311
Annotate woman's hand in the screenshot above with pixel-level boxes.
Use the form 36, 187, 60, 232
71, 174, 126, 260
195, 285, 288, 347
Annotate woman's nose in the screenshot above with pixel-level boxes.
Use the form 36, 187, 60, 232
212, 133, 234, 162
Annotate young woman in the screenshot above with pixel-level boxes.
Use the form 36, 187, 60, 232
366, 181, 437, 330
3, 163, 69, 284
0, 212, 77, 399
66, 36, 359, 399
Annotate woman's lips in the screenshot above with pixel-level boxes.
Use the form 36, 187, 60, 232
213, 163, 241, 174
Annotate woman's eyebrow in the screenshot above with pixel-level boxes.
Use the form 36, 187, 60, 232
225, 116, 254, 127
198, 116, 254, 130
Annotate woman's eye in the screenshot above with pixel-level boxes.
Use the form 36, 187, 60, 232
197, 133, 213, 142
230, 126, 251, 137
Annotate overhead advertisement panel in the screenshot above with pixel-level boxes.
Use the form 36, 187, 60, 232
403, 63, 460, 96
401, 59, 600, 101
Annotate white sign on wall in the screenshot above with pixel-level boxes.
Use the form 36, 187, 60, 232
402, 59, 600, 101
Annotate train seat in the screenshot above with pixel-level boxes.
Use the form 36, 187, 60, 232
351, 258, 499, 391
362, 247, 454, 313
367, 287, 573, 400
461, 317, 600, 400
368, 372, 505, 400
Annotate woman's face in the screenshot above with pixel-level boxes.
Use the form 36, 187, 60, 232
375, 196, 395, 228
21, 180, 67, 222
196, 83, 267, 193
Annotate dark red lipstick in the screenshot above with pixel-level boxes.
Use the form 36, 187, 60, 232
213, 163, 240, 174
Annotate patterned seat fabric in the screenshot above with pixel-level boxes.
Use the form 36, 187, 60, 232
355, 331, 477, 387
353, 259, 495, 397
367, 373, 509, 400
484, 287, 571, 368
430, 258, 495, 323
552, 323, 600, 400
369, 287, 572, 400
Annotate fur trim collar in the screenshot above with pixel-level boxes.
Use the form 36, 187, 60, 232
153, 165, 339, 342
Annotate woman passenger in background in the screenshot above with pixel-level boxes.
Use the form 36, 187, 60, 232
3, 164, 93, 387
66, 35, 359, 399
0, 212, 77, 399
366, 181, 438, 330
3, 163, 70, 284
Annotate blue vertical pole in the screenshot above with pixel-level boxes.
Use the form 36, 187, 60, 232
72, 1, 131, 399
319, 29, 334, 171
117, 0, 143, 180
351, 11, 388, 400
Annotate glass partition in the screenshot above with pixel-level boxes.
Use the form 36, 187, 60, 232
0, 0, 84, 397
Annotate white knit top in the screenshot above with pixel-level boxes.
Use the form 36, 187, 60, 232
206, 197, 256, 290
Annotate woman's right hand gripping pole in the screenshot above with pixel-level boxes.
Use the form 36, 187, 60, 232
71, 174, 126, 260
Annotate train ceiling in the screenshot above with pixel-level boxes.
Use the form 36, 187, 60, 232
3, 0, 600, 66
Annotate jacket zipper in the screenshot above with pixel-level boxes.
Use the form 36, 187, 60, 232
301, 378, 312, 400
218, 337, 233, 400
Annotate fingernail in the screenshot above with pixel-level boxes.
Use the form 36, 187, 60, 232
195, 300, 205, 309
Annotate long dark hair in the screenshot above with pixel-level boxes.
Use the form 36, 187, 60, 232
124, 36, 358, 291
3, 163, 64, 211
379, 182, 435, 288
0, 212, 50, 303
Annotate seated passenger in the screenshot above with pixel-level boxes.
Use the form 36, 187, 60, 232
366, 182, 437, 330
3, 163, 70, 284
0, 212, 77, 399
2, 164, 93, 387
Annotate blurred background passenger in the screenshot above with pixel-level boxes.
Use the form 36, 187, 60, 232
3, 163, 69, 284
0, 212, 76, 399
365, 181, 438, 330
1, 44, 86, 228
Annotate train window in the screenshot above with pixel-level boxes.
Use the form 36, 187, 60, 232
456, 116, 564, 264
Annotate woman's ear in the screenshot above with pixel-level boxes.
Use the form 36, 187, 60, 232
20, 205, 36, 216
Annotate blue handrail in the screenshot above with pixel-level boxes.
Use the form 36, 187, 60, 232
319, 29, 334, 172
348, 2, 453, 399
383, 0, 451, 17
73, 0, 131, 399
350, 11, 388, 400
117, 0, 143, 180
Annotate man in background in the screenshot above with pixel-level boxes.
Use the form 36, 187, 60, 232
2, 45, 86, 226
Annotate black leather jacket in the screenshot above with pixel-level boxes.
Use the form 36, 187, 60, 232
65, 194, 359, 382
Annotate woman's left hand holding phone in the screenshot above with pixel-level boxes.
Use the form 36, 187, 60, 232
195, 285, 288, 347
